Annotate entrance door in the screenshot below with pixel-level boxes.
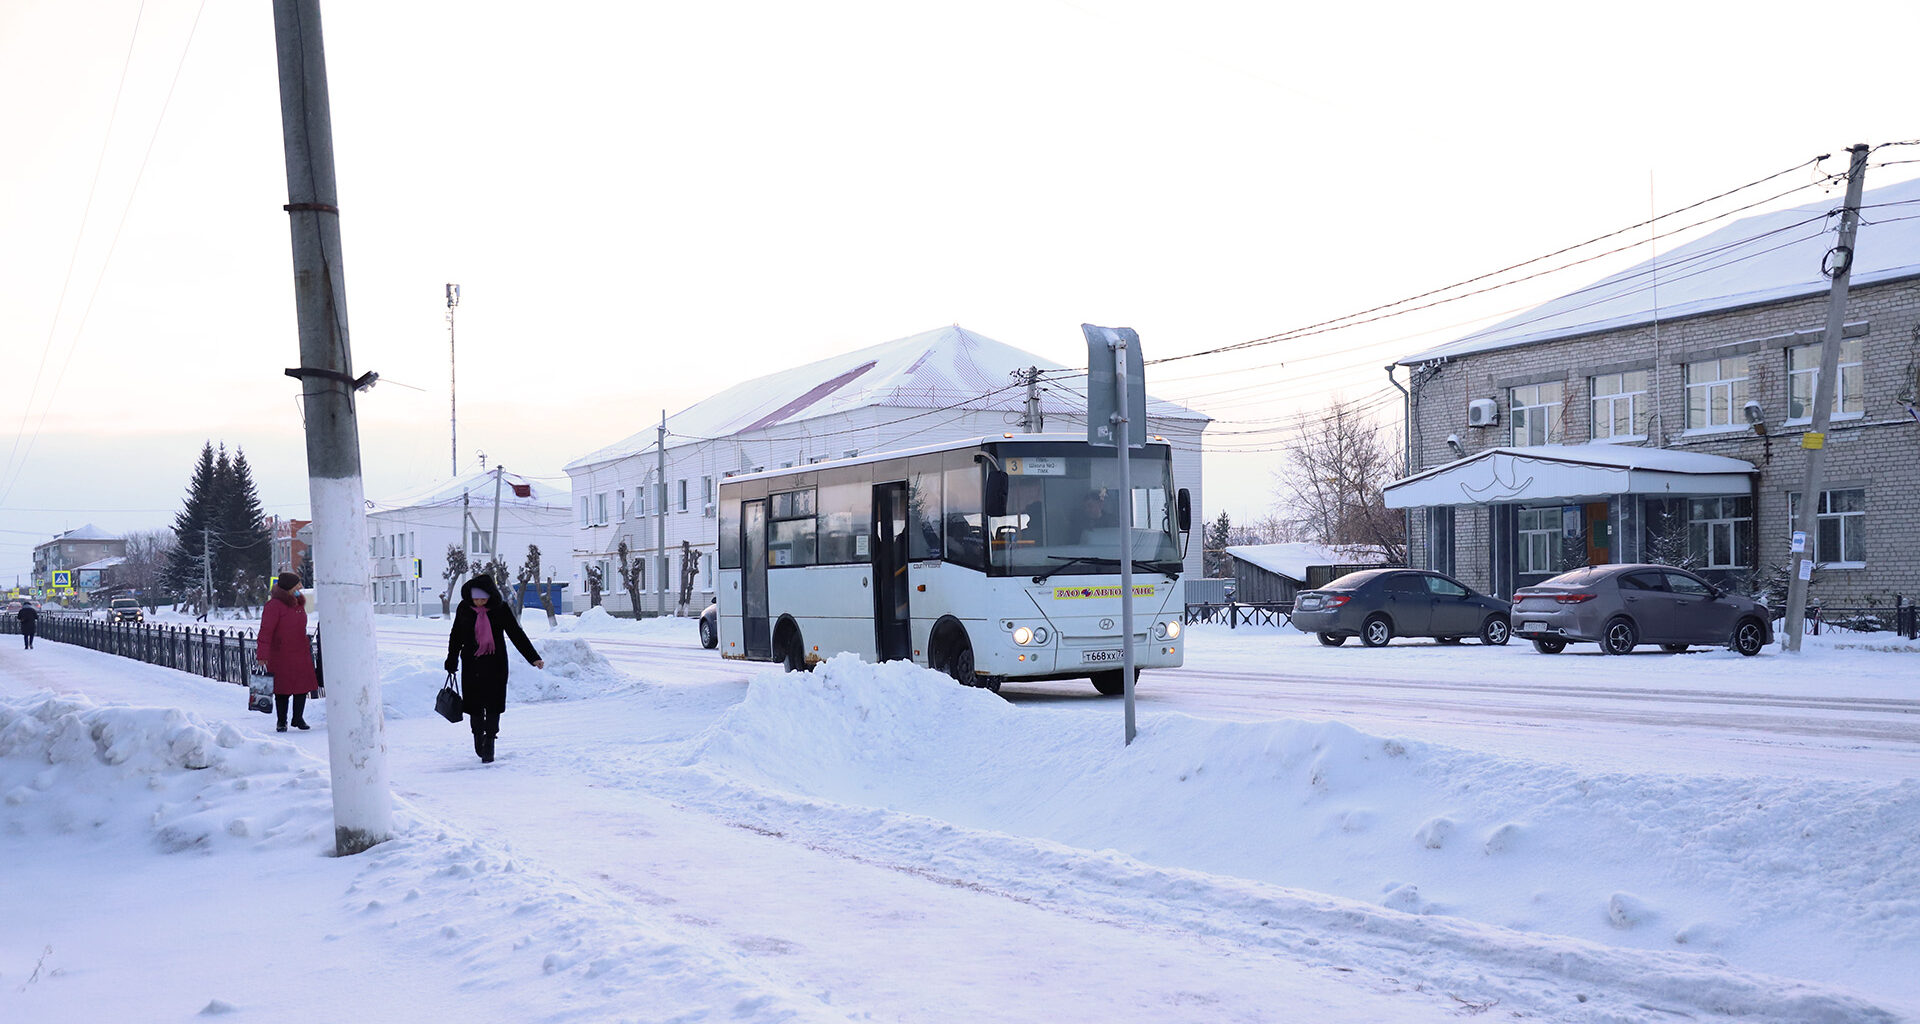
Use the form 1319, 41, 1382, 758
872, 482, 913, 661
741, 499, 770, 659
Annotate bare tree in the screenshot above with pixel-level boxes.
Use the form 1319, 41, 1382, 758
440, 544, 468, 616
1273, 399, 1406, 562
617, 541, 644, 617
121, 529, 177, 612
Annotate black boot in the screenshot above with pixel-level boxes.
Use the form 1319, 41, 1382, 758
473, 729, 486, 759
291, 693, 310, 730
275, 694, 289, 732
480, 734, 494, 763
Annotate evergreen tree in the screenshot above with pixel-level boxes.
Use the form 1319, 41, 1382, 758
218, 448, 273, 607
166, 443, 221, 607
1204, 510, 1233, 578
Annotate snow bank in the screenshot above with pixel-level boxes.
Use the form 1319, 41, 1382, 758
677, 655, 1914, 1018
0, 691, 841, 1023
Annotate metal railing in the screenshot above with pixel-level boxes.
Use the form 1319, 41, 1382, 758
1799, 603, 1920, 639
0, 614, 321, 686
1183, 601, 1292, 628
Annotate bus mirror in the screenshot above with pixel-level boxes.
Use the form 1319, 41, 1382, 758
983, 471, 1009, 518
1176, 488, 1192, 532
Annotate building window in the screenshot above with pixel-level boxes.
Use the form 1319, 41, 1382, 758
1787, 338, 1864, 421
595, 492, 609, 525
1687, 496, 1752, 569
1508, 382, 1563, 446
1425, 506, 1455, 576
1789, 488, 1867, 567
1685, 355, 1748, 430
702, 476, 714, 506
470, 530, 492, 555
1517, 506, 1560, 575
678, 479, 688, 512
579, 497, 591, 528
616, 489, 626, 521
1590, 370, 1650, 441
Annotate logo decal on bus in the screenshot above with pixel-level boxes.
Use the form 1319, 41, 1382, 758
1053, 585, 1155, 600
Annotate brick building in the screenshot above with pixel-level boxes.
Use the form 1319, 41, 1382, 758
1385, 174, 1920, 605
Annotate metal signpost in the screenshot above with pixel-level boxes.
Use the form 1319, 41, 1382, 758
1083, 324, 1146, 745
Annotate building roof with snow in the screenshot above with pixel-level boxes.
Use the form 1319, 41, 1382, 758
1397, 172, 1920, 364
1223, 542, 1393, 583
50, 524, 119, 542
371, 468, 563, 512
565, 324, 1210, 471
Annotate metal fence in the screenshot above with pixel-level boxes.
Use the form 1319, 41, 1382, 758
0, 614, 321, 686
1183, 601, 1292, 628
1800, 603, 1920, 639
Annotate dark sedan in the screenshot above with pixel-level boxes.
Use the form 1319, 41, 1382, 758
1512, 563, 1772, 656
1292, 569, 1512, 647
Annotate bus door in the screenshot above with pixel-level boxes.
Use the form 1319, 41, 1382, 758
872, 481, 913, 661
742, 498, 771, 659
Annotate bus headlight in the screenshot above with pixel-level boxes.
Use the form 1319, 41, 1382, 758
1012, 626, 1033, 646
1032, 626, 1049, 645
1153, 620, 1181, 641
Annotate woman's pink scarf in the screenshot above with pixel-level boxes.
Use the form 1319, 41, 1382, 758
473, 605, 496, 656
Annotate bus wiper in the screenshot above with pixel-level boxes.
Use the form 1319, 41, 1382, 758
1033, 555, 1121, 584
1133, 559, 1183, 577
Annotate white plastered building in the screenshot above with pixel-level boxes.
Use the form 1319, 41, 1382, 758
366, 468, 574, 616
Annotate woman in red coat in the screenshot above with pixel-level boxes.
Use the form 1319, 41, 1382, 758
255, 572, 319, 732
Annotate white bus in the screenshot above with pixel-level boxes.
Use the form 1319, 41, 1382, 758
715, 433, 1192, 694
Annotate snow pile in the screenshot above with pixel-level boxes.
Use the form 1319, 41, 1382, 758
0, 690, 842, 1023
682, 655, 1919, 1014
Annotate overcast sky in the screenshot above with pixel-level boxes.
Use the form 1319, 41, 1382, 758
3, 0, 1916, 580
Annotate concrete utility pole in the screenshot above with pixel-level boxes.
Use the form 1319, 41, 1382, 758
656, 412, 668, 617
1784, 144, 1871, 651
489, 465, 505, 600
272, 0, 393, 855
1023, 366, 1044, 433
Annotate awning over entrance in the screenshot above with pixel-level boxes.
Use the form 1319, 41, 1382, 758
1384, 445, 1756, 508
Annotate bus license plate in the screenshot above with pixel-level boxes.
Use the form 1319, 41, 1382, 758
1082, 649, 1122, 664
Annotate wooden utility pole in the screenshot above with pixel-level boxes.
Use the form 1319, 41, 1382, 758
1783, 144, 1870, 651
272, 0, 393, 855
656, 413, 668, 617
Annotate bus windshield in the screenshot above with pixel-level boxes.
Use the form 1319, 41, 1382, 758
981, 442, 1181, 576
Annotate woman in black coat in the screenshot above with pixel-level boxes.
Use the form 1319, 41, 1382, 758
444, 574, 543, 763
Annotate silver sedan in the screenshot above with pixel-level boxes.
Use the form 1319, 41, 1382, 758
1511, 563, 1772, 656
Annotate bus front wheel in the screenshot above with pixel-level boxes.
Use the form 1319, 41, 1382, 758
930, 618, 977, 687
1091, 669, 1137, 696
775, 618, 811, 673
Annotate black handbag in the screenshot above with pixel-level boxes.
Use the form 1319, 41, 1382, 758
434, 672, 464, 723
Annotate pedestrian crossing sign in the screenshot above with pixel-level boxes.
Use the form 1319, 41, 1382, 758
51, 571, 72, 588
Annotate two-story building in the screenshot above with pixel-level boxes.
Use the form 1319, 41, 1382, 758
31, 524, 127, 597
565, 324, 1211, 616
366, 468, 573, 616
1386, 173, 1920, 604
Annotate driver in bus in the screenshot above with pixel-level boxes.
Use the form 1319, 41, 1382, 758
1072, 488, 1117, 542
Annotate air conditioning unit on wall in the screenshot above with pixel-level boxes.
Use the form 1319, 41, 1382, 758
1466, 398, 1499, 428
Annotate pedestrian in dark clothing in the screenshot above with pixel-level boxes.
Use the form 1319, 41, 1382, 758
255, 572, 319, 732
444, 574, 543, 763
17, 603, 38, 649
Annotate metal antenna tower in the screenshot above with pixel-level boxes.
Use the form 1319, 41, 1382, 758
446, 283, 461, 477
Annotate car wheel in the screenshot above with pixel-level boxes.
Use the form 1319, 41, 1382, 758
1479, 616, 1511, 646
1661, 643, 1689, 654
1601, 617, 1638, 656
698, 615, 718, 649
1531, 638, 1566, 654
1316, 632, 1346, 647
1360, 615, 1392, 648
1731, 618, 1766, 657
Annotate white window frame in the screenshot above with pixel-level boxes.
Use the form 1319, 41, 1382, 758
616, 489, 626, 522
1589, 369, 1649, 441
1517, 506, 1559, 575
470, 530, 492, 555
1786, 339, 1865, 423
1687, 496, 1751, 569
1508, 382, 1563, 447
578, 497, 591, 528
1684, 355, 1749, 432
1789, 488, 1867, 568
678, 479, 688, 512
